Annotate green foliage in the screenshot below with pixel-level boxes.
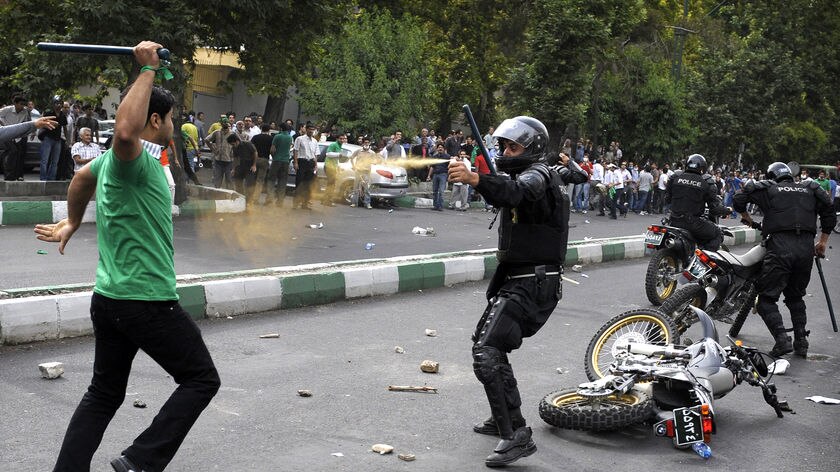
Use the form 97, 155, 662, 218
297, 7, 434, 139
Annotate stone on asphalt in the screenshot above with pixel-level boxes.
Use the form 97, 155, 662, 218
398, 453, 416, 462
133, 399, 147, 408
420, 360, 439, 373
424, 329, 437, 337
297, 390, 313, 397
371, 444, 394, 455
394, 346, 405, 354
38, 362, 64, 379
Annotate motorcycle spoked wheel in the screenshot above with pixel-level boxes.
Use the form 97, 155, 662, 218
584, 309, 679, 381
645, 248, 684, 306
728, 285, 758, 338
539, 388, 654, 431
659, 283, 708, 333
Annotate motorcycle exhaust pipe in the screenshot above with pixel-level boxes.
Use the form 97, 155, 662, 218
625, 343, 689, 359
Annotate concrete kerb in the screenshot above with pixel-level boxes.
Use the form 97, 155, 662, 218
0, 227, 760, 345
0, 185, 245, 225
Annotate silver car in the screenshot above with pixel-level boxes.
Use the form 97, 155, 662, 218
287, 142, 408, 202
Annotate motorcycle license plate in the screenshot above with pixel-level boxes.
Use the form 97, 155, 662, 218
645, 231, 664, 246
673, 407, 704, 446
687, 258, 712, 279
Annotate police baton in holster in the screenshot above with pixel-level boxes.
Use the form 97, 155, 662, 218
814, 255, 837, 332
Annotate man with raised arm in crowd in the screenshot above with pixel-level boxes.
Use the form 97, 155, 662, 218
35, 41, 220, 472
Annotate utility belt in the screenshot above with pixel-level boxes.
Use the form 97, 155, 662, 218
506, 264, 562, 279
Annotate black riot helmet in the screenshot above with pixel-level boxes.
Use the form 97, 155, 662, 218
685, 154, 707, 174
492, 116, 549, 173
766, 162, 793, 182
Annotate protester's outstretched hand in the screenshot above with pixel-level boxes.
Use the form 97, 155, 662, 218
34, 218, 78, 255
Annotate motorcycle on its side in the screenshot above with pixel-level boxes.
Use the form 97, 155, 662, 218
540, 307, 784, 459
643, 219, 734, 306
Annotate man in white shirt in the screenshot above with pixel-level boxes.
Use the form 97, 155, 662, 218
591, 158, 606, 216
70, 127, 101, 173
657, 168, 670, 213
293, 122, 319, 209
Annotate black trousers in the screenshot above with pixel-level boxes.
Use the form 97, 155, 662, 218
756, 232, 815, 334
1, 138, 26, 181
53, 293, 220, 472
267, 160, 290, 203
295, 159, 316, 206
670, 215, 723, 251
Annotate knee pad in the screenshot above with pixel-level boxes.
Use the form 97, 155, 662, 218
472, 345, 504, 385
756, 294, 780, 318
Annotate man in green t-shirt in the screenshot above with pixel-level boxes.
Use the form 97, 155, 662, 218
35, 41, 220, 472
323, 133, 346, 206
267, 121, 293, 206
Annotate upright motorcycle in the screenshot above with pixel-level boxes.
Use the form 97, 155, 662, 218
658, 242, 765, 338
540, 307, 783, 459
643, 219, 733, 306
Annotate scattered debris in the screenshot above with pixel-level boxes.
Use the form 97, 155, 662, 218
297, 390, 313, 397
412, 226, 436, 236
581, 274, 590, 278
388, 209, 394, 213
425, 329, 437, 337
364, 242, 376, 250
133, 399, 147, 408
259, 333, 280, 339
583, 236, 593, 241
371, 444, 394, 455
561, 276, 580, 285
38, 362, 64, 379
768, 359, 790, 375
226, 316, 233, 320
331, 452, 344, 457
420, 360, 439, 373
387, 385, 438, 393
571, 264, 583, 272
394, 346, 405, 354
805, 395, 840, 405
556, 368, 567, 374
398, 453, 416, 462
307, 222, 325, 229
36, 249, 48, 255
218, 218, 224, 222
584, 219, 590, 224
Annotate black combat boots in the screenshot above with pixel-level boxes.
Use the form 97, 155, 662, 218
473, 409, 526, 436
485, 426, 537, 468
793, 329, 809, 357
769, 332, 793, 357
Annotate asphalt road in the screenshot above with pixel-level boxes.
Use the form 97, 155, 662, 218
1, 251, 838, 471
1, 204, 738, 290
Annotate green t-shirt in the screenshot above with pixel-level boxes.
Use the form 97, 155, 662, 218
271, 132, 293, 163
89, 147, 177, 301
325, 141, 342, 170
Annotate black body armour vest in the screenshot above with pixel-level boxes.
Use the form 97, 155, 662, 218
762, 181, 819, 234
497, 164, 570, 265
669, 171, 708, 217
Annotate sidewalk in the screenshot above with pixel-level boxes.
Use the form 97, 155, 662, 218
0, 226, 761, 345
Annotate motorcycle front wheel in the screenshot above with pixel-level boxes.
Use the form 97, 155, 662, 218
584, 309, 679, 380
539, 388, 654, 431
728, 284, 758, 337
645, 248, 684, 306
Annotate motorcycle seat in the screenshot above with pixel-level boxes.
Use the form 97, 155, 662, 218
716, 244, 766, 268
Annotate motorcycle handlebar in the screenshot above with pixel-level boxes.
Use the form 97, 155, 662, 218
626, 343, 689, 359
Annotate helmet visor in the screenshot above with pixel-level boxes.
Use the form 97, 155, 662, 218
493, 118, 540, 148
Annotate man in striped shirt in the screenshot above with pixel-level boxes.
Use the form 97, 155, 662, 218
70, 127, 101, 173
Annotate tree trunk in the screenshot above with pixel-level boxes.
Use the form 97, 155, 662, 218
263, 95, 287, 127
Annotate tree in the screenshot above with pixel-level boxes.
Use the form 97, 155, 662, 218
297, 7, 435, 140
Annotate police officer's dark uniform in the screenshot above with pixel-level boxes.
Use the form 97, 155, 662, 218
664, 154, 730, 250
449, 116, 587, 467
734, 162, 836, 357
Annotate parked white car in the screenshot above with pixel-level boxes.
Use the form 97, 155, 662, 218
287, 142, 408, 202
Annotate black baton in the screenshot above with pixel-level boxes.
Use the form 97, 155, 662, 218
37, 42, 171, 61
815, 256, 837, 332
462, 104, 497, 175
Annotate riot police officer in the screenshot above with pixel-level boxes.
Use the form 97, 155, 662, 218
734, 162, 835, 357
448, 116, 587, 467
664, 154, 731, 250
